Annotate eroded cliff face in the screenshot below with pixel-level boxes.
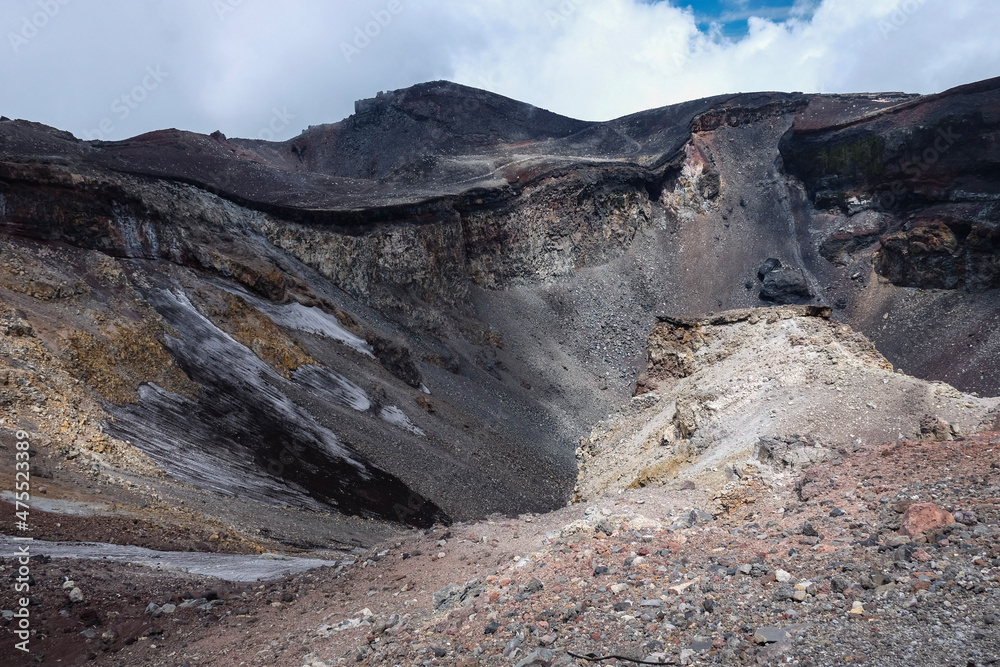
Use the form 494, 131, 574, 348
3, 79, 1000, 541
780, 85, 1000, 293
776, 80, 1000, 390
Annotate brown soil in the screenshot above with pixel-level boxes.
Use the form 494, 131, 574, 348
193, 288, 316, 378
63, 320, 200, 405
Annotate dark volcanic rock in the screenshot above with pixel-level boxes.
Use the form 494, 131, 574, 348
369, 336, 423, 388
758, 258, 783, 280
105, 288, 449, 527
756, 257, 814, 305
760, 267, 813, 304
875, 219, 1000, 291
780, 78, 1000, 296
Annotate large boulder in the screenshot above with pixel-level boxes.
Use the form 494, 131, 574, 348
760, 267, 813, 304
900, 503, 954, 537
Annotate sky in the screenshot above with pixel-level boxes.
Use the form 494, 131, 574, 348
1, 0, 998, 141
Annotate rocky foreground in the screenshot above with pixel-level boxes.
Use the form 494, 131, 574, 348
3, 426, 998, 666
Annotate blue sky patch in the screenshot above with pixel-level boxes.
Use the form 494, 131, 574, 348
662, 0, 815, 38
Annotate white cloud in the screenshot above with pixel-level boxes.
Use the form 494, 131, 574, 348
1, 0, 998, 139
447, 0, 1000, 119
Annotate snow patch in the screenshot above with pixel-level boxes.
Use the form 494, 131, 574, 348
0, 491, 111, 516
162, 290, 367, 471
243, 296, 374, 358
0, 535, 342, 582
293, 365, 372, 412
379, 406, 425, 436
107, 290, 373, 512
112, 204, 159, 258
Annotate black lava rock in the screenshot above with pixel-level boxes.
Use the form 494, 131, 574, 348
758, 257, 783, 280
760, 267, 813, 304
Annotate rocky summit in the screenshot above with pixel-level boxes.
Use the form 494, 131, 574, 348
1, 78, 999, 666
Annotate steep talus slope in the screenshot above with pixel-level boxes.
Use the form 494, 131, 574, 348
2, 78, 1000, 544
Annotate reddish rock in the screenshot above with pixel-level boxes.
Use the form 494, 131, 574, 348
900, 503, 954, 537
